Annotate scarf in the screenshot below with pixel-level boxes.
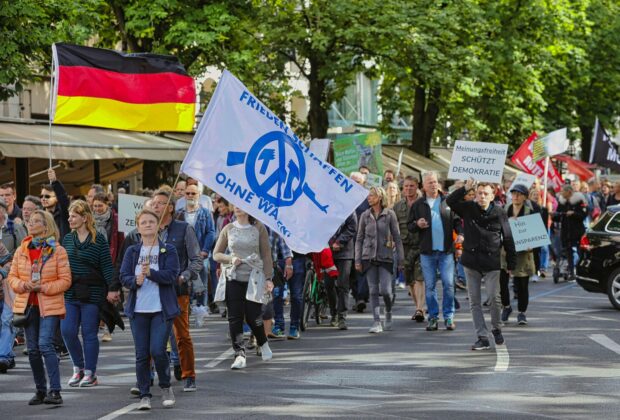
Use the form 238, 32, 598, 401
30, 236, 57, 265
93, 208, 111, 241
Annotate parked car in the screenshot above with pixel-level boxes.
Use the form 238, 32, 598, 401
577, 205, 620, 309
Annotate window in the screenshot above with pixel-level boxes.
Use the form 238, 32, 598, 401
606, 213, 620, 233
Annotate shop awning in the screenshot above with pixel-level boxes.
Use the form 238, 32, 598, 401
0, 121, 190, 161
383, 145, 448, 176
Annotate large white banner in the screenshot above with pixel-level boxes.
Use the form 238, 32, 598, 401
447, 140, 508, 183
180, 70, 368, 253
118, 193, 148, 234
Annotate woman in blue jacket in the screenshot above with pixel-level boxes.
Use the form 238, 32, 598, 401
120, 209, 180, 411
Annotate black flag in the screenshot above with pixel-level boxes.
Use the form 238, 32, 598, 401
589, 118, 620, 173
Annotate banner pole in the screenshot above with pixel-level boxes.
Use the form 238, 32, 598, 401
542, 156, 549, 207
47, 53, 56, 169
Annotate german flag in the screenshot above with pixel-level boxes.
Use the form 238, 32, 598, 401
51, 43, 195, 132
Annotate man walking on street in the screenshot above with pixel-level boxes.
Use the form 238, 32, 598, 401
409, 172, 460, 331
394, 176, 425, 322
328, 211, 357, 330
150, 189, 203, 392
447, 179, 516, 350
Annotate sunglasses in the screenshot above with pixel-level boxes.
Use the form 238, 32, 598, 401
186, 192, 197, 196
40, 194, 54, 199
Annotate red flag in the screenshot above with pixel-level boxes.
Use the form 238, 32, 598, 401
553, 154, 595, 181
511, 132, 564, 192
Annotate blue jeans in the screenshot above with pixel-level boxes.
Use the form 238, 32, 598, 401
420, 252, 455, 320
273, 257, 305, 331
24, 307, 61, 392
61, 301, 100, 373
130, 312, 173, 398
0, 301, 16, 362
456, 257, 466, 283
540, 244, 549, 271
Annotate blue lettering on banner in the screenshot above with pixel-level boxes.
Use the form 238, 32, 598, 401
238, 90, 355, 194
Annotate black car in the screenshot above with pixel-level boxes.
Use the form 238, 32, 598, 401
577, 205, 620, 309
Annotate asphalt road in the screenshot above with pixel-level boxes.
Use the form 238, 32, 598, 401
2, 278, 620, 419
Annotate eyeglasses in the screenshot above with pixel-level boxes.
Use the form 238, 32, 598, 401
40, 194, 54, 199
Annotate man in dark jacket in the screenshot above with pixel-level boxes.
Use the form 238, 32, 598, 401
553, 185, 588, 278
328, 211, 357, 330
43, 169, 70, 239
447, 179, 516, 351
408, 172, 461, 332
150, 189, 202, 392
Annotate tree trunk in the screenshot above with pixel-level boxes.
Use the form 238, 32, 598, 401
411, 86, 441, 157
307, 60, 329, 139
579, 124, 594, 162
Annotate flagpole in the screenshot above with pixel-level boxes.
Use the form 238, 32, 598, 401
48, 52, 56, 169
542, 156, 549, 207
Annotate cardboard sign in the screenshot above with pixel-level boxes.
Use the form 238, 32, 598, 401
509, 213, 551, 252
118, 194, 148, 234
448, 140, 508, 183
509, 173, 537, 193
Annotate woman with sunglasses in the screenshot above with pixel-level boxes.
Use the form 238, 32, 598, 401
8, 210, 71, 405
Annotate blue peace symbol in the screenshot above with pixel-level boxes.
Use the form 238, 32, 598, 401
245, 131, 306, 207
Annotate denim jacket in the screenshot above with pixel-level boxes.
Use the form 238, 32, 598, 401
177, 207, 216, 254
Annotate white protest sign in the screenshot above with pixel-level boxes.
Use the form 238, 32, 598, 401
180, 70, 368, 254
509, 213, 551, 252
509, 172, 537, 192
118, 194, 148, 234
448, 140, 508, 183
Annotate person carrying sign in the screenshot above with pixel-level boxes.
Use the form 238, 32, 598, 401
447, 179, 516, 351
499, 184, 537, 326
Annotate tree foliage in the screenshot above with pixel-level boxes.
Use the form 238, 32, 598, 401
0, 0, 92, 100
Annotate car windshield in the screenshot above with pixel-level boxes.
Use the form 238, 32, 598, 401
591, 211, 613, 232
606, 212, 620, 233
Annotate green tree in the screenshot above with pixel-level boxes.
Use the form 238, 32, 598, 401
0, 0, 91, 100
250, 0, 370, 139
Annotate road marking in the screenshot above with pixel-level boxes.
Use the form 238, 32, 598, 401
589, 334, 620, 355
494, 345, 509, 372
559, 311, 614, 322
98, 403, 140, 420
205, 348, 235, 368
529, 283, 576, 301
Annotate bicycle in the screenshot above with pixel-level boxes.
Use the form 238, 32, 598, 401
300, 261, 329, 332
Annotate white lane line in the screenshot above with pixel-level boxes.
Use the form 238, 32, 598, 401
589, 334, 620, 355
98, 403, 140, 420
494, 345, 510, 372
205, 348, 235, 368
559, 311, 614, 322
529, 283, 576, 301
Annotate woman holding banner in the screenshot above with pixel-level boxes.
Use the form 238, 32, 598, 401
500, 184, 537, 326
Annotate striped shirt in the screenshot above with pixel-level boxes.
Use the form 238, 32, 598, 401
62, 231, 114, 304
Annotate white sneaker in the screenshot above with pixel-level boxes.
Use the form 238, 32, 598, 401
369, 321, 383, 334
161, 387, 175, 408
260, 342, 273, 361
101, 331, 112, 342
531, 274, 540, 283
231, 355, 246, 370
398, 282, 406, 290
138, 396, 151, 410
